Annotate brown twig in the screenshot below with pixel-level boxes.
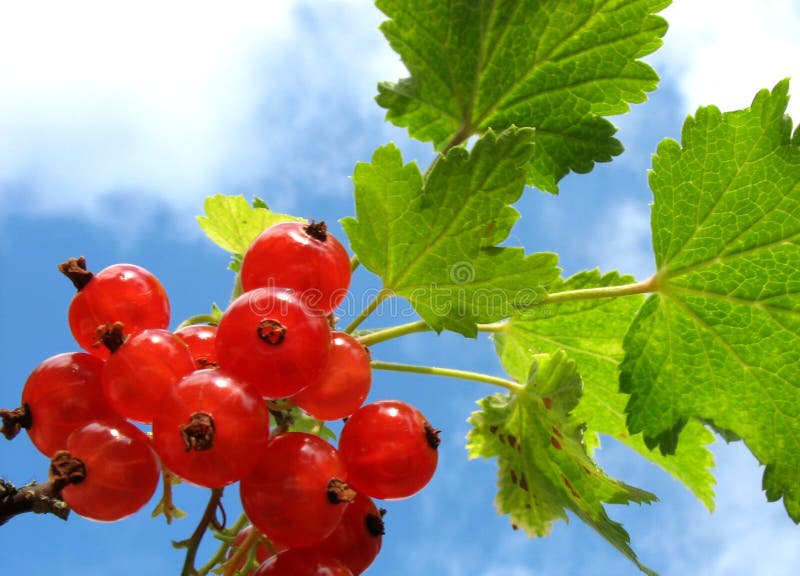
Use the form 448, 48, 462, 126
0, 451, 86, 526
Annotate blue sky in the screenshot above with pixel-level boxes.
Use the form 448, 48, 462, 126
1, 1, 799, 574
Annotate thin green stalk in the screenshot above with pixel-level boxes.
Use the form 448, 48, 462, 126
357, 320, 506, 347
540, 275, 656, 306
196, 513, 249, 576
353, 277, 654, 344
350, 255, 360, 272
357, 320, 430, 346
371, 360, 521, 392
343, 288, 393, 333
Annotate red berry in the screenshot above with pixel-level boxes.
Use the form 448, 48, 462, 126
312, 492, 384, 575
174, 324, 219, 368
216, 288, 330, 398
152, 369, 269, 488
240, 432, 352, 548
102, 328, 195, 423
253, 549, 353, 576
20, 352, 121, 457
292, 332, 371, 421
338, 400, 440, 500
61, 259, 170, 360
61, 420, 159, 521
240, 221, 351, 315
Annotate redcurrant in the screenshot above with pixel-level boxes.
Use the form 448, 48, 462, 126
152, 369, 269, 488
215, 288, 330, 398
61, 420, 159, 521
60, 258, 170, 359
240, 221, 351, 315
102, 328, 195, 424
240, 432, 352, 548
292, 332, 371, 421
174, 324, 219, 368
18, 352, 121, 457
338, 400, 440, 500
312, 492, 384, 575
253, 549, 352, 576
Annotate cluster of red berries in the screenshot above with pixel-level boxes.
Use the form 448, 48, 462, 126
1, 221, 440, 575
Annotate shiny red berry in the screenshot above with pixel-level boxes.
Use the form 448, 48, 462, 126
312, 492, 384, 574
152, 369, 269, 488
102, 328, 195, 424
240, 432, 352, 548
240, 221, 351, 315
338, 400, 440, 500
216, 288, 330, 398
18, 352, 121, 457
61, 420, 159, 521
292, 332, 371, 421
174, 324, 219, 368
60, 258, 170, 360
253, 548, 353, 576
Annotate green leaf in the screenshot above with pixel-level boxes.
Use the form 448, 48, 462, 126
467, 351, 658, 575
197, 194, 304, 255
342, 128, 560, 336
495, 270, 716, 509
620, 80, 800, 519
376, 0, 669, 192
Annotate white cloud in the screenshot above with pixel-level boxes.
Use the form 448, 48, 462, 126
588, 200, 655, 280
0, 0, 404, 222
655, 0, 800, 119
660, 442, 800, 576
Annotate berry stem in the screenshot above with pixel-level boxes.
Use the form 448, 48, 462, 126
356, 320, 431, 347
355, 277, 655, 346
151, 467, 187, 525
222, 524, 262, 576
195, 512, 249, 576
343, 287, 393, 333
357, 319, 505, 347
350, 254, 360, 272
177, 487, 225, 576
370, 360, 521, 392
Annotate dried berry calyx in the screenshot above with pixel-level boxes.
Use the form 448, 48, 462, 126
180, 412, 216, 452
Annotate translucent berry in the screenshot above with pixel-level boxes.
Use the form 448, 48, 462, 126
60, 258, 170, 359
152, 369, 269, 488
240, 432, 352, 548
216, 288, 330, 398
13, 352, 121, 456
102, 328, 195, 424
292, 332, 371, 421
240, 221, 351, 315
338, 400, 440, 500
61, 420, 159, 521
